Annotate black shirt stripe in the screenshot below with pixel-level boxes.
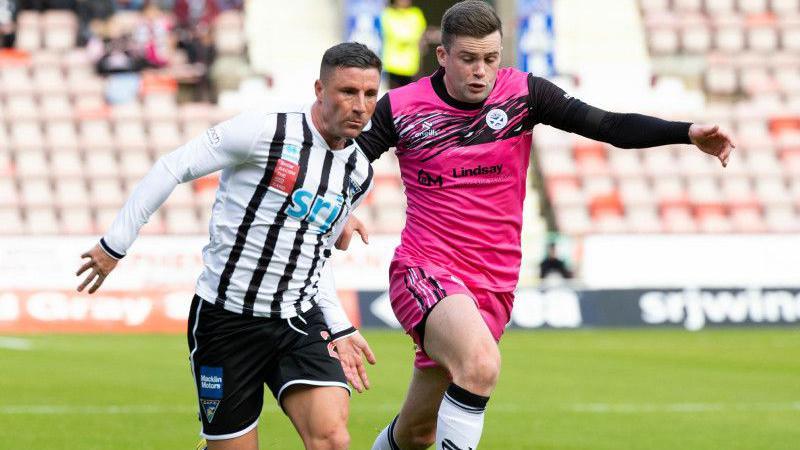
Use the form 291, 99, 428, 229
215, 113, 286, 307
269, 116, 321, 315
296, 149, 358, 306
241, 113, 316, 315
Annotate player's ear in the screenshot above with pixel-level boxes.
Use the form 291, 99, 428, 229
436, 45, 447, 67
314, 79, 323, 101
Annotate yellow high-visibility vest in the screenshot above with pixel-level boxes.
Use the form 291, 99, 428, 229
381, 6, 427, 77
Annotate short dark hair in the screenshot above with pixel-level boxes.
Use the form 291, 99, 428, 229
441, 0, 503, 51
320, 42, 382, 80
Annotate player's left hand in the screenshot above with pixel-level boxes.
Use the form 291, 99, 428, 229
334, 331, 376, 393
335, 215, 369, 250
689, 123, 736, 167
76, 244, 119, 294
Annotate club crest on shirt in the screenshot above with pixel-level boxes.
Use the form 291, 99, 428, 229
348, 177, 362, 197
486, 109, 508, 130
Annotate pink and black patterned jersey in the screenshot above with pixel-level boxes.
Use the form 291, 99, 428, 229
356, 67, 692, 291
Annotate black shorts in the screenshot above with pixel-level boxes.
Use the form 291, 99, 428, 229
187, 295, 349, 440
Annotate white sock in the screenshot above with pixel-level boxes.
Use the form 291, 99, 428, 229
436, 384, 489, 450
372, 415, 401, 450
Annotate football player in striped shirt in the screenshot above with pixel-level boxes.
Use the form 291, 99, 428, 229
76, 42, 381, 450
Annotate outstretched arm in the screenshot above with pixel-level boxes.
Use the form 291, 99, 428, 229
528, 75, 735, 166
76, 111, 264, 293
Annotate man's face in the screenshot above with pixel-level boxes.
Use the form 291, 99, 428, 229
315, 66, 381, 140
437, 31, 502, 104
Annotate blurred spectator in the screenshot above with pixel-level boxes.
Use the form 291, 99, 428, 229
214, 0, 241, 10
114, 0, 145, 11
75, 0, 115, 46
539, 242, 573, 280
173, 0, 217, 30
19, 0, 75, 9
95, 34, 143, 74
0, 0, 17, 48
133, 0, 173, 68
381, 0, 426, 88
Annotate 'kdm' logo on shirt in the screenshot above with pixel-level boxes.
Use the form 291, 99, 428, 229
417, 169, 443, 187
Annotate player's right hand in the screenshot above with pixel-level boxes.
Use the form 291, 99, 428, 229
334, 331, 376, 393
335, 214, 369, 250
76, 244, 119, 294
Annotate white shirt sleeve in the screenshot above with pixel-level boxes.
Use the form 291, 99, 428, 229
100, 110, 265, 258
316, 262, 357, 339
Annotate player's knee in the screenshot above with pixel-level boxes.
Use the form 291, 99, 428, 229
457, 344, 501, 391
307, 426, 350, 450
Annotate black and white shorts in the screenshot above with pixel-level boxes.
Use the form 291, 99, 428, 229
187, 295, 350, 440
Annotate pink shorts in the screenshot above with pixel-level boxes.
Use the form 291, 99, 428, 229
389, 258, 514, 369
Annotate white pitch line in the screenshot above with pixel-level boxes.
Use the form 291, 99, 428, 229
0, 337, 32, 351
0, 405, 194, 415
1, 402, 799, 415
567, 402, 800, 414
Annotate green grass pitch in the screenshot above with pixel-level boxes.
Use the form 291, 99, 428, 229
1, 328, 798, 449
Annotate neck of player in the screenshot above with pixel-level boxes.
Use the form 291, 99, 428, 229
311, 102, 347, 150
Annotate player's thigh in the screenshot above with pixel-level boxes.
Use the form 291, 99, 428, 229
188, 296, 275, 442
205, 428, 258, 450
395, 366, 450, 438
283, 385, 350, 445
423, 293, 498, 371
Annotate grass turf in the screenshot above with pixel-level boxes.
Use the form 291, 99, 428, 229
1, 328, 798, 449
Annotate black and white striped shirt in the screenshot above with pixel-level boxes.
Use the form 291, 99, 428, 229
101, 103, 374, 323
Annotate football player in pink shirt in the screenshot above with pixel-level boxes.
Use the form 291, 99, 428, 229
356, 2, 735, 449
